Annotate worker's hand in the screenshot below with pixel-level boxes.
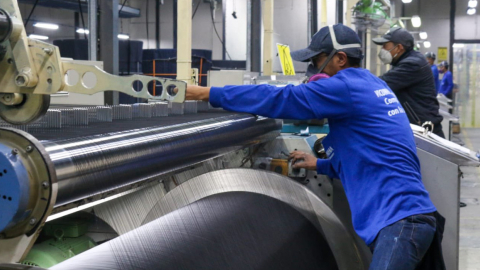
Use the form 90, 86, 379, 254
288, 151, 317, 171
185, 85, 211, 101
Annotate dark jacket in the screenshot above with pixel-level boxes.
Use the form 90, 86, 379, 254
380, 50, 443, 125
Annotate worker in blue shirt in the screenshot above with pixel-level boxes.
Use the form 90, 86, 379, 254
438, 61, 454, 99
425, 52, 440, 93
184, 24, 439, 270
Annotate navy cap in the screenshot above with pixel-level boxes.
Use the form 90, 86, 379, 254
425, 52, 436, 60
372, 27, 414, 50
290, 24, 363, 62
438, 61, 449, 69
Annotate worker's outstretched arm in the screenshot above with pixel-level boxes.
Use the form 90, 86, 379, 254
186, 79, 353, 120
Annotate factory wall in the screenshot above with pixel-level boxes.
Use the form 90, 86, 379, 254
455, 0, 480, 40
124, 0, 175, 50
395, 0, 451, 60
20, 3, 78, 41
125, 0, 225, 60
271, 0, 309, 72
18, 0, 337, 73
125, 0, 246, 61
271, 0, 337, 73
122, 0, 244, 61
127, 0, 319, 72
18, 1, 227, 60
225, 0, 248, 61
16, 0, 462, 72
392, 0, 480, 60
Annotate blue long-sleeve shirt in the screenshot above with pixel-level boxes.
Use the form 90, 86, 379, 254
316, 159, 339, 179
209, 68, 436, 245
439, 70, 453, 97
431, 64, 440, 93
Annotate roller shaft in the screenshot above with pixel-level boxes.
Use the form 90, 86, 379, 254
0, 10, 11, 42
41, 114, 281, 206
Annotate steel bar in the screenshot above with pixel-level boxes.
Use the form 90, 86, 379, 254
88, 0, 97, 60
40, 114, 280, 206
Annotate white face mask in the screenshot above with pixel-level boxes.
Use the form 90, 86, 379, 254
378, 45, 398, 65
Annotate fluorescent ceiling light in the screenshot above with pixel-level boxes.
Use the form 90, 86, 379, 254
402, 0, 412, 3
29, 34, 49, 40
33, 22, 59, 30
419, 32, 427, 39
118, 34, 129, 40
76, 28, 90, 34
411, 15, 421, 27
453, 43, 465, 48
467, 7, 477, 15
424, 41, 431, 48
468, 0, 478, 8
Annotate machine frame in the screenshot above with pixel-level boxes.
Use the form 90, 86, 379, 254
0, 0, 186, 125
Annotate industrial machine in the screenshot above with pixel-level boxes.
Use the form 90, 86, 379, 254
436, 94, 458, 140
0, 0, 186, 125
0, 1, 479, 269
0, 102, 477, 270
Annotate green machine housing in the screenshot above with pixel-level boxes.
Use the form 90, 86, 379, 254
21, 217, 96, 268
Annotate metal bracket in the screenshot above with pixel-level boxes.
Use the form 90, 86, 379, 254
422, 121, 434, 136
288, 160, 307, 178
61, 61, 186, 102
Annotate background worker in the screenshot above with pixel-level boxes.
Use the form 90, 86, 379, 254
373, 27, 444, 138
425, 52, 440, 93
438, 61, 454, 99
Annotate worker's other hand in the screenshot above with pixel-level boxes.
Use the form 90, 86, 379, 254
289, 151, 317, 170
186, 85, 210, 101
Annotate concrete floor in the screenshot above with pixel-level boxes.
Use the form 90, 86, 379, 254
458, 128, 480, 270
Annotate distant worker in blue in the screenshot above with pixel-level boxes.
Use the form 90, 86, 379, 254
438, 61, 454, 99
425, 52, 440, 93
373, 27, 444, 138
183, 24, 443, 270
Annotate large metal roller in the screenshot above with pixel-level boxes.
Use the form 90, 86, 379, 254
0, 114, 281, 238
48, 169, 371, 270
46, 115, 280, 206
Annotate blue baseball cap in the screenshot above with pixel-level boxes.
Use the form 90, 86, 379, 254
290, 24, 364, 62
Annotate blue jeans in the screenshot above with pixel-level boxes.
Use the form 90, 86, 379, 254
368, 214, 436, 270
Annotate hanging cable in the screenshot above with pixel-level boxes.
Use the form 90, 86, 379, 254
146, 0, 149, 48
210, 7, 231, 60
77, 0, 87, 39
192, 0, 201, 19
232, 0, 237, 19
24, 0, 40, 27
119, 0, 128, 43
119, 0, 128, 14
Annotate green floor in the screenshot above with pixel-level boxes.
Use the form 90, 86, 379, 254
458, 128, 480, 270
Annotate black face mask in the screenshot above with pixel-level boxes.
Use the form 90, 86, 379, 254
306, 63, 320, 77
306, 49, 337, 78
